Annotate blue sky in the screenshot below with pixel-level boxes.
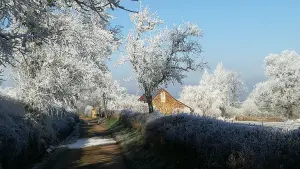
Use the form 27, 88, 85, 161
2, 0, 300, 99
106, 0, 300, 98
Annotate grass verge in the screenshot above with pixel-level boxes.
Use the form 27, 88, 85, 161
104, 116, 171, 169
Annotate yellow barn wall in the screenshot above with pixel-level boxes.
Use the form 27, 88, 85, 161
152, 89, 190, 115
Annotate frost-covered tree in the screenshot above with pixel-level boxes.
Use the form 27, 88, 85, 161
241, 83, 266, 116
108, 93, 148, 113
0, 0, 137, 65
179, 84, 221, 116
246, 50, 300, 118
180, 63, 246, 116
10, 11, 120, 114
210, 63, 246, 107
92, 76, 127, 118
121, 7, 204, 113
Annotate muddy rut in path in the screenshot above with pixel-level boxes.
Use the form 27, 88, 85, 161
39, 118, 127, 169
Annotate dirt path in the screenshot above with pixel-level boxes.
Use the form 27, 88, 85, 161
40, 118, 127, 169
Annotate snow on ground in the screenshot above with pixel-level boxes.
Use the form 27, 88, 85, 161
224, 120, 300, 131
59, 137, 116, 149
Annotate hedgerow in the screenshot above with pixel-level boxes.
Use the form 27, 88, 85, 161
0, 97, 78, 169
113, 110, 300, 169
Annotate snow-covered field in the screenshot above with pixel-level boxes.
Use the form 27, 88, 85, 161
226, 120, 300, 131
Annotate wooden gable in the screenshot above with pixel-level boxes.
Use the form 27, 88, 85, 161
152, 89, 192, 114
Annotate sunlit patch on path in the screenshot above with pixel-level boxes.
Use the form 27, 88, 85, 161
60, 137, 117, 149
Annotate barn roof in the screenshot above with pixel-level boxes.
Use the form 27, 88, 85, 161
138, 88, 193, 110
138, 94, 147, 102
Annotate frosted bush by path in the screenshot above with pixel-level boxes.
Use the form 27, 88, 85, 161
116, 110, 300, 169
0, 96, 79, 169
144, 114, 300, 169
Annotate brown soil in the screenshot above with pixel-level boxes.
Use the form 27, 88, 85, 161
40, 118, 127, 169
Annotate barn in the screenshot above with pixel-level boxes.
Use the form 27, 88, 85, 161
138, 88, 193, 114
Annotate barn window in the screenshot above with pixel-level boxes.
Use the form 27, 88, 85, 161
161, 92, 166, 102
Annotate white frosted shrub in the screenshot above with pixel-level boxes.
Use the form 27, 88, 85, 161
240, 98, 263, 116
225, 106, 243, 117
206, 108, 222, 117
0, 96, 78, 169
110, 94, 148, 113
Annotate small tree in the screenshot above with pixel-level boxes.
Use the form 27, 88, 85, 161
180, 63, 246, 116
210, 63, 246, 108
122, 7, 204, 113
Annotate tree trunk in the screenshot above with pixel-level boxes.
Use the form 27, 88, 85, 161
99, 106, 102, 117
103, 93, 108, 118
97, 106, 102, 124
145, 92, 154, 113
219, 106, 226, 117
285, 106, 293, 119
